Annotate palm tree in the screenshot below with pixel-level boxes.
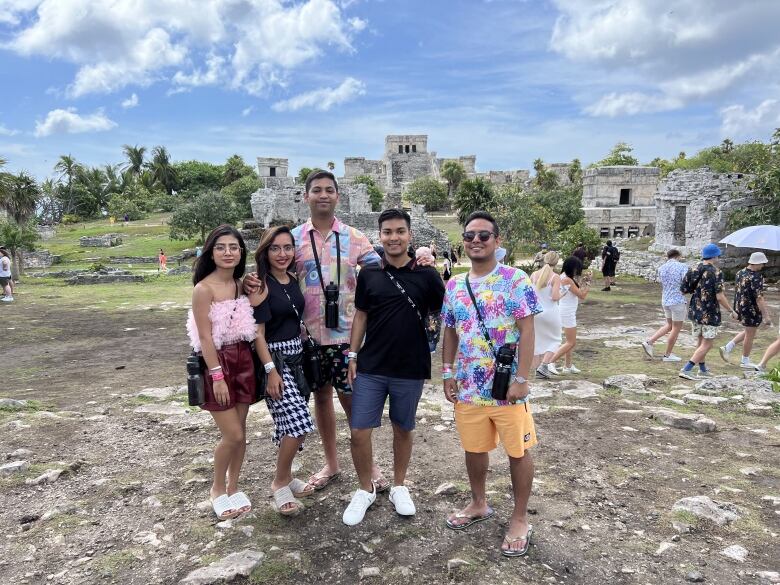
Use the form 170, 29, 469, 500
150, 145, 177, 194
54, 154, 81, 214
327, 161, 335, 171
0, 219, 38, 280
122, 144, 147, 177
39, 178, 62, 224
440, 160, 467, 202
0, 171, 41, 224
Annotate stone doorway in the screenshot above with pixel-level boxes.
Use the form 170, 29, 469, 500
673, 205, 686, 245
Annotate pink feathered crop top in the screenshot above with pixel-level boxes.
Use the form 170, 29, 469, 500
186, 296, 257, 352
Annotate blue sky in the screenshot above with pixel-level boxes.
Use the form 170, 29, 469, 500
1, 0, 779, 181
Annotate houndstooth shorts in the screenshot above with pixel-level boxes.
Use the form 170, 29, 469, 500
266, 337, 315, 451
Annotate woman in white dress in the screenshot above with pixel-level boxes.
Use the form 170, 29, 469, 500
530, 251, 562, 374
537, 256, 590, 377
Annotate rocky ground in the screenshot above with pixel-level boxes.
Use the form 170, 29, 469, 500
0, 279, 779, 584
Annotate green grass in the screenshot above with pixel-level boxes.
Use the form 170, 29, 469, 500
427, 213, 462, 246
249, 558, 296, 583
93, 549, 140, 578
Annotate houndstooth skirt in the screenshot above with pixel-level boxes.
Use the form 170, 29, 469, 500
266, 337, 315, 450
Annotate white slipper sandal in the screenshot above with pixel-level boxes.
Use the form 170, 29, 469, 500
229, 491, 252, 515
289, 478, 315, 498
211, 494, 238, 519
273, 485, 301, 516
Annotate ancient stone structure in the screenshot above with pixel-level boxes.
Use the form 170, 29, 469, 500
256, 157, 288, 180
66, 268, 143, 285
582, 166, 659, 238
79, 233, 122, 247
545, 163, 573, 187
21, 250, 61, 268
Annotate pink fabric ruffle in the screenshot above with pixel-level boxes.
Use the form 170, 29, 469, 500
187, 296, 257, 352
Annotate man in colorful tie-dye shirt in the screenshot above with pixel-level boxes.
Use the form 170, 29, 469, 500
441, 211, 542, 558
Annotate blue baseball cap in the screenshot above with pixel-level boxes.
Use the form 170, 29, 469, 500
701, 243, 722, 259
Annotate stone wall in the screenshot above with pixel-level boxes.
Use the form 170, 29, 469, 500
476, 170, 530, 186
434, 155, 477, 176
387, 153, 436, 188
584, 206, 657, 238
250, 183, 371, 228
582, 166, 660, 207
21, 250, 61, 268
343, 157, 385, 182
545, 163, 573, 187
79, 234, 122, 247
256, 157, 288, 178
385, 135, 428, 155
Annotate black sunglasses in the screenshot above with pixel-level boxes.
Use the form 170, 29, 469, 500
462, 230, 496, 242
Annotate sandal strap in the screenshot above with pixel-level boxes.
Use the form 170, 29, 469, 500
289, 478, 312, 496
211, 494, 236, 517
273, 486, 298, 509
230, 491, 251, 509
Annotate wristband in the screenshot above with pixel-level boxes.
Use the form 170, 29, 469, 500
211, 371, 225, 381
442, 372, 454, 380
443, 363, 453, 370
347, 351, 358, 361
263, 362, 276, 373
209, 365, 222, 372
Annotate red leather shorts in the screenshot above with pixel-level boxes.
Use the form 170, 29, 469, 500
201, 341, 257, 411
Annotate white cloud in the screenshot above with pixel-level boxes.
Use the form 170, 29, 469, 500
241, 106, 254, 117
585, 92, 683, 117
34, 107, 116, 137
721, 99, 780, 140
121, 93, 139, 108
0, 123, 20, 136
272, 77, 366, 112
3, 0, 362, 97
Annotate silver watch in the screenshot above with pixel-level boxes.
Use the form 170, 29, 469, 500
513, 375, 528, 384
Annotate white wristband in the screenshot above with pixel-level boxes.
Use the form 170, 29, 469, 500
347, 351, 358, 360
263, 362, 276, 373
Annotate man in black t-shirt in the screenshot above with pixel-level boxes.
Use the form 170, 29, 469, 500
342, 209, 445, 526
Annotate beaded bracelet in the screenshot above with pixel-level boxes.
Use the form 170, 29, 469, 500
442, 372, 454, 380
211, 371, 225, 381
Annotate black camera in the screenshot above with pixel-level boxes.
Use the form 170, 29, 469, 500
491, 344, 515, 401
186, 352, 205, 406
324, 281, 339, 329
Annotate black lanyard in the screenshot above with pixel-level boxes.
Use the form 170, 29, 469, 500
384, 268, 423, 323
464, 276, 497, 355
268, 273, 314, 339
309, 230, 340, 293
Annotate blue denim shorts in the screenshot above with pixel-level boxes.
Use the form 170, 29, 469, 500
350, 373, 424, 431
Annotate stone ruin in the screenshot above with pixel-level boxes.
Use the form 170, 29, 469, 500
79, 233, 122, 247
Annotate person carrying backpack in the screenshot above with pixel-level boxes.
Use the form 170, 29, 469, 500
601, 241, 619, 291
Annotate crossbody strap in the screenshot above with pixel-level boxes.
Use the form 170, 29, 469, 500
464, 276, 497, 355
310, 230, 340, 293
384, 269, 423, 323
268, 273, 315, 340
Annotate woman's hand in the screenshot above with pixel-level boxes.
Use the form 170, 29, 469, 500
266, 369, 284, 401
213, 379, 231, 407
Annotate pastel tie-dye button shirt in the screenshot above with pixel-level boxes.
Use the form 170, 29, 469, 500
442, 264, 542, 406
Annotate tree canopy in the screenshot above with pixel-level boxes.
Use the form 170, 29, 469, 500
405, 177, 448, 211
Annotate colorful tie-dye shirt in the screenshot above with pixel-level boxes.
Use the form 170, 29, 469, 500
442, 264, 542, 406
291, 217, 380, 346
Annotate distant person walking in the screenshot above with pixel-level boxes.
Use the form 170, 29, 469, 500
0, 247, 13, 302
752, 314, 780, 374
532, 244, 548, 270
572, 243, 587, 264
719, 252, 773, 368
600, 240, 619, 291
641, 249, 688, 362
442, 251, 453, 282
159, 249, 167, 273
536, 256, 590, 377
530, 251, 562, 374
678, 244, 737, 380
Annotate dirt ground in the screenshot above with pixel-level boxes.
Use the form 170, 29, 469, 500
1, 278, 779, 584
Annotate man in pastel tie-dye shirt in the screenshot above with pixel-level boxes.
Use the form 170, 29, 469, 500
441, 211, 542, 558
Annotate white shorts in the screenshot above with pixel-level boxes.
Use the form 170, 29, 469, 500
663, 303, 687, 322
560, 311, 577, 329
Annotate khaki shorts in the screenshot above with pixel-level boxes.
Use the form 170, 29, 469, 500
454, 402, 537, 458
663, 303, 687, 322
691, 323, 719, 339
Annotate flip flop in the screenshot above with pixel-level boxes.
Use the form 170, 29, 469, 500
306, 471, 342, 491
501, 524, 533, 557
372, 476, 391, 493
445, 507, 495, 531
273, 485, 301, 517
289, 478, 315, 498
211, 494, 239, 520
229, 491, 252, 516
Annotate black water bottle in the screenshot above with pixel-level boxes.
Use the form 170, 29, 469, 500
324, 282, 339, 329
302, 338, 323, 388
491, 344, 515, 401
187, 352, 205, 406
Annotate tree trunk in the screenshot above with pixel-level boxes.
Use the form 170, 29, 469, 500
11, 249, 22, 280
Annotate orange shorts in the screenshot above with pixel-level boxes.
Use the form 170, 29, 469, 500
454, 402, 537, 458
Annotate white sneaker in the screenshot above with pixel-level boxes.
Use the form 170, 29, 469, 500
535, 364, 551, 379
389, 486, 416, 516
546, 363, 561, 376
641, 341, 654, 358
662, 354, 682, 362
679, 369, 699, 381
342, 487, 376, 526
562, 364, 581, 374
1, 296, 12, 302
718, 346, 731, 363
740, 361, 759, 369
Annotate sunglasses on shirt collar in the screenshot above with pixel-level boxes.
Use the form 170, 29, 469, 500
462, 230, 496, 242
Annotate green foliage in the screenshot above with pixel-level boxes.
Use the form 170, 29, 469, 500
763, 365, 780, 392
89, 262, 107, 272
61, 214, 80, 225
491, 185, 556, 260
296, 167, 324, 184
554, 220, 601, 264
147, 191, 182, 213
0, 171, 41, 224
149, 145, 177, 195
405, 177, 448, 211
107, 194, 146, 221
173, 160, 223, 196
351, 175, 384, 211
169, 191, 241, 242
569, 158, 583, 186
533, 186, 584, 232
440, 160, 467, 199
221, 175, 263, 218
594, 142, 639, 166
454, 177, 495, 225
532, 158, 559, 190
222, 155, 256, 187
0, 219, 39, 278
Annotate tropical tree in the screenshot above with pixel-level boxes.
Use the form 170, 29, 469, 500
532, 186, 584, 232
173, 160, 224, 196
0, 171, 42, 224
38, 178, 62, 224
297, 167, 314, 184
594, 142, 639, 166
440, 160, 467, 201
221, 175, 263, 218
75, 166, 110, 212
532, 158, 559, 190
554, 220, 601, 266
54, 154, 81, 215
405, 176, 448, 211
351, 175, 384, 211
0, 219, 38, 279
491, 185, 556, 261
122, 144, 146, 177
169, 191, 241, 242
222, 154, 255, 187
327, 161, 335, 171
568, 158, 583, 186
454, 177, 495, 225
150, 145, 177, 194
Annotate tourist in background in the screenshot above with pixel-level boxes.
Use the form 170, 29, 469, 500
530, 251, 562, 374
252, 226, 316, 516
158, 249, 167, 273
572, 242, 587, 264
186, 225, 267, 520
601, 240, 619, 291
752, 314, 780, 374
641, 249, 688, 362
719, 252, 772, 369
532, 243, 548, 270
678, 244, 737, 380
441, 211, 540, 557
0, 247, 13, 302
442, 251, 453, 282
537, 256, 590, 378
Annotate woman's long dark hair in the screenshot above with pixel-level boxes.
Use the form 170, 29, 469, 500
255, 226, 296, 282
192, 224, 247, 285
561, 256, 583, 280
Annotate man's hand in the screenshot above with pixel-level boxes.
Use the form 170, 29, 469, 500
443, 378, 458, 404
506, 381, 529, 403
347, 359, 358, 387
243, 272, 263, 295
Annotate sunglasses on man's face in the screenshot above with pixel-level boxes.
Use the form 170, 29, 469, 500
462, 230, 496, 243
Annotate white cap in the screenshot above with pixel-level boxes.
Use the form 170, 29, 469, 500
749, 251, 768, 264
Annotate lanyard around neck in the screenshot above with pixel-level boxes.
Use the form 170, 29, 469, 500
310, 229, 340, 293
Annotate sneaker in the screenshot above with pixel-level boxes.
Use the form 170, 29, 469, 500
564, 364, 581, 374
662, 354, 682, 362
535, 364, 551, 380
752, 364, 767, 374
546, 363, 561, 376
601, 286, 611, 291
718, 346, 731, 363
1, 296, 12, 302
740, 361, 759, 369
698, 370, 713, 379
342, 487, 376, 526
641, 341, 654, 358
389, 486, 416, 516
679, 369, 699, 381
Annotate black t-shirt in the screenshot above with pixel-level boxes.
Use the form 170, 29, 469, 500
253, 274, 305, 343
354, 261, 445, 379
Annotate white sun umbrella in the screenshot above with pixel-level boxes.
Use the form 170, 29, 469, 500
720, 224, 780, 251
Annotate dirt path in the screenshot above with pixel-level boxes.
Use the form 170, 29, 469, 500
1, 281, 778, 584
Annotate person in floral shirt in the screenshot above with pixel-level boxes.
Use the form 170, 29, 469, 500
641, 249, 689, 362
719, 252, 773, 368
679, 243, 737, 380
